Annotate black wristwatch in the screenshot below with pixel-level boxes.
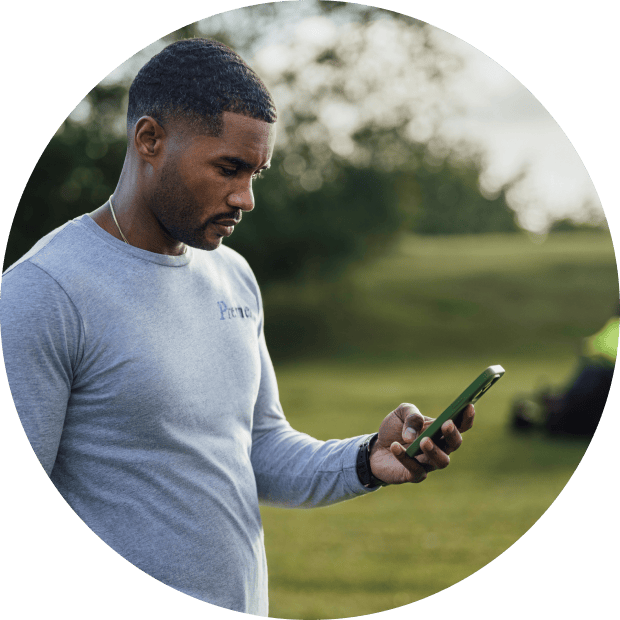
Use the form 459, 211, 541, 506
356, 433, 389, 488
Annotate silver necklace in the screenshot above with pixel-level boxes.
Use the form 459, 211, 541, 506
108, 195, 188, 255
108, 195, 130, 244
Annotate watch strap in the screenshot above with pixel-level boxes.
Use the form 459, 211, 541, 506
356, 433, 389, 488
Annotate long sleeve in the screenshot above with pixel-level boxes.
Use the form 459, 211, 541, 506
1, 262, 83, 475
250, 314, 377, 508
1, 216, 373, 614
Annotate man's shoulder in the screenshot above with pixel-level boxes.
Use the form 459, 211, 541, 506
206, 243, 256, 280
3, 215, 92, 280
205, 243, 261, 295
213, 243, 252, 271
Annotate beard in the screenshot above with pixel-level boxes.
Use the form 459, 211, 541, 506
148, 159, 224, 252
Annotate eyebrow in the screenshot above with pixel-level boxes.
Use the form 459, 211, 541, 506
221, 156, 271, 171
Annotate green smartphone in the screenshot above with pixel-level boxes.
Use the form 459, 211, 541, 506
405, 365, 505, 458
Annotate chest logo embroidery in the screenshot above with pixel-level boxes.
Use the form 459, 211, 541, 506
217, 300, 253, 320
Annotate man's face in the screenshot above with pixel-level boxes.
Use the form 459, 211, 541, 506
148, 111, 276, 251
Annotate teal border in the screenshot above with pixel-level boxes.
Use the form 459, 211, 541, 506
0, 0, 620, 620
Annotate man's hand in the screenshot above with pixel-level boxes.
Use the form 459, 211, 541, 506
369, 403, 475, 485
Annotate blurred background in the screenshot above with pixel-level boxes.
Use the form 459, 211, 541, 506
3, 2, 618, 618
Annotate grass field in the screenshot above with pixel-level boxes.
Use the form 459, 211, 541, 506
259, 230, 618, 619
264, 230, 618, 363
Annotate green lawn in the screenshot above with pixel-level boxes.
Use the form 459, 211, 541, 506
259, 230, 617, 619
264, 230, 618, 362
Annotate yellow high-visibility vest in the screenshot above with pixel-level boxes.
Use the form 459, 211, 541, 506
583, 316, 619, 366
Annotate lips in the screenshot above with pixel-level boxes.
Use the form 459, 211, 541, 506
212, 218, 239, 237
209, 212, 241, 237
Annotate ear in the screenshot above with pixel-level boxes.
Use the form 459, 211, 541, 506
133, 116, 167, 164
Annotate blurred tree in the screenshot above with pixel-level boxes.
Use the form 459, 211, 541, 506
406, 150, 520, 235
4, 85, 128, 270
548, 219, 604, 233
3, 23, 206, 270
4, 1, 521, 278
232, 160, 403, 284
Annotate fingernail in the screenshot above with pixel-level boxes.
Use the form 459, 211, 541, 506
391, 441, 403, 454
404, 427, 417, 441
422, 438, 433, 450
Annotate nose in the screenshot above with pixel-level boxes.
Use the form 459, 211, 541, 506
227, 178, 255, 212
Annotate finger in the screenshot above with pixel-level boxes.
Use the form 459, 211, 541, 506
419, 437, 450, 470
439, 420, 462, 454
421, 417, 435, 433
459, 404, 475, 432
394, 402, 421, 423
402, 408, 425, 443
390, 441, 428, 483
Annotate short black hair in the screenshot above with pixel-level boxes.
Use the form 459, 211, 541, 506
127, 38, 277, 134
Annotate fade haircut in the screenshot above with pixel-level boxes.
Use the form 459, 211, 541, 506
127, 38, 277, 135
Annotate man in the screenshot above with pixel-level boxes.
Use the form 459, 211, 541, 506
1, 39, 473, 615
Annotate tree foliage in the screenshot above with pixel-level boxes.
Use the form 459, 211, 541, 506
4, 2, 521, 277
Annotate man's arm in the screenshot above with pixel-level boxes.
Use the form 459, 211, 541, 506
250, 328, 373, 508
1, 262, 81, 474
249, 326, 474, 507
244, 258, 473, 506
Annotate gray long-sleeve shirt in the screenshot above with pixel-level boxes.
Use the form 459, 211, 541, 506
0, 214, 375, 615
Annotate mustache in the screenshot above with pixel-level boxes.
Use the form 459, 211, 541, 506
214, 210, 242, 224
202, 210, 242, 230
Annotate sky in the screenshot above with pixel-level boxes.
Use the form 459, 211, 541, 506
71, 2, 606, 233
430, 28, 604, 232
258, 6, 604, 232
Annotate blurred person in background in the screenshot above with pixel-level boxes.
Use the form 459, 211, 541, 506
511, 299, 618, 437
1, 38, 475, 616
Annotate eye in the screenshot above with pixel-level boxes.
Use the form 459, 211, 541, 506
219, 167, 237, 177
252, 170, 265, 180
